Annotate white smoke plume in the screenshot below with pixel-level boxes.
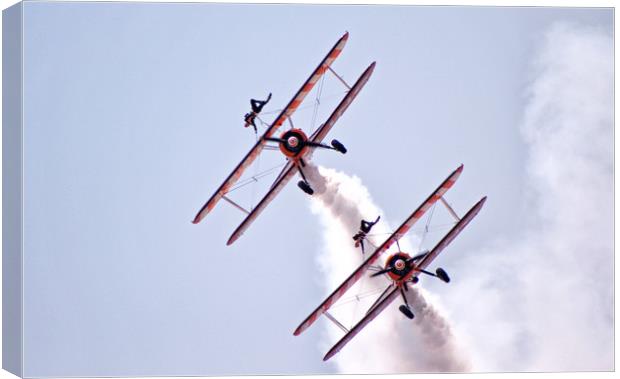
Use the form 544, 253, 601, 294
442, 22, 614, 372
305, 164, 471, 373
518, 22, 614, 371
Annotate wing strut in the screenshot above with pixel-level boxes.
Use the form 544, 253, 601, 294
324, 311, 349, 334
221, 196, 250, 215
328, 66, 352, 90
439, 197, 461, 221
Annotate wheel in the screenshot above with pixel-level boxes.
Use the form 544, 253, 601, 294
410, 276, 419, 284
331, 139, 347, 154
399, 305, 415, 319
436, 267, 450, 283
297, 180, 314, 195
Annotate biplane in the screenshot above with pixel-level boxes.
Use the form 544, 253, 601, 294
192, 32, 376, 245
293, 164, 487, 361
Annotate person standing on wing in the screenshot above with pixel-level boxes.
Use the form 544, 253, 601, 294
352, 215, 381, 254
244, 93, 272, 133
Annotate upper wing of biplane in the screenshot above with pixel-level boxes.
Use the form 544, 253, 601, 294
225, 61, 377, 246
293, 164, 464, 336
320, 194, 487, 361
192, 32, 349, 224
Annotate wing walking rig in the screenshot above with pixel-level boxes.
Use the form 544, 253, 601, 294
293, 165, 487, 361
193, 32, 376, 245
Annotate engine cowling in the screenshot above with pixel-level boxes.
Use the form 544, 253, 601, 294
383, 252, 413, 281
278, 128, 309, 158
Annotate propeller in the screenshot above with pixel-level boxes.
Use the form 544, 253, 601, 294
263, 136, 344, 152
370, 251, 428, 278
264, 137, 287, 144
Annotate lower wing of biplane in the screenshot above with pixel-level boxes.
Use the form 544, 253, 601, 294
192, 32, 376, 245
293, 165, 487, 361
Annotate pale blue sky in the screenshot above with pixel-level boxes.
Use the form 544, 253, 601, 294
18, 2, 612, 376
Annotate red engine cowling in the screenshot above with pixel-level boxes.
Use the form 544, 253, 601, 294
383, 252, 414, 282
278, 128, 309, 158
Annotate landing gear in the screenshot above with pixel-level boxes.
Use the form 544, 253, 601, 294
399, 285, 414, 319
296, 159, 314, 195
399, 305, 415, 319
331, 139, 347, 154
415, 266, 450, 283
436, 267, 450, 283
298, 180, 314, 195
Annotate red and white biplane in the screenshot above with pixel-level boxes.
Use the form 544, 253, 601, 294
293, 165, 487, 361
192, 32, 376, 245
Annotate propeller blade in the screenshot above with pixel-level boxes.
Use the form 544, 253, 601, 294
406, 251, 428, 263
264, 137, 286, 143
367, 265, 384, 272
370, 267, 393, 277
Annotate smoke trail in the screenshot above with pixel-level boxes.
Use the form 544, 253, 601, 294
442, 22, 613, 372
517, 23, 613, 371
305, 164, 470, 373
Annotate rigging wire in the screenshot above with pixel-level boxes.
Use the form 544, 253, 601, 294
250, 136, 263, 210
364, 222, 456, 239
257, 91, 346, 117
341, 238, 385, 326
310, 74, 326, 131
256, 115, 270, 131
331, 287, 387, 309
418, 202, 437, 251
351, 261, 366, 327
226, 163, 287, 193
